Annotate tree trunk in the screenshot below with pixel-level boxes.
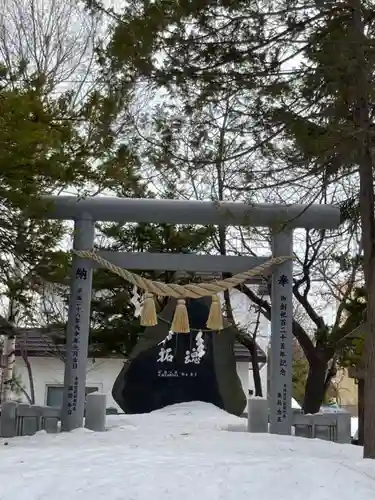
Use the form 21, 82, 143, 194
249, 341, 263, 397
363, 277, 375, 456
223, 288, 263, 396
350, 0, 375, 458
0, 335, 16, 402
22, 350, 35, 404
303, 358, 328, 414
358, 377, 364, 446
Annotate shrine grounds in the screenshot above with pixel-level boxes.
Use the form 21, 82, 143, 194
0, 401, 374, 500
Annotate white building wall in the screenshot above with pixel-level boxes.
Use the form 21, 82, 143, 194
15, 357, 256, 410
236, 361, 249, 396
15, 357, 125, 409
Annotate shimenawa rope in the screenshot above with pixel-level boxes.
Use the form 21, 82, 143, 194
72, 250, 293, 333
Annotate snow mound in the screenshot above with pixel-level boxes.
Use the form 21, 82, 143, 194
0, 401, 374, 500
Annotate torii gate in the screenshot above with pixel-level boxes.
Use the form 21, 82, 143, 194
41, 196, 340, 434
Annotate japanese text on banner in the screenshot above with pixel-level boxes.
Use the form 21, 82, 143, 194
67, 283, 84, 415
277, 272, 290, 423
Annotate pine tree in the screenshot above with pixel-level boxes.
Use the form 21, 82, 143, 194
89, 219, 215, 357
88, 0, 375, 456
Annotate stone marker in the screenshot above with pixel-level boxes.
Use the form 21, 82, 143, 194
113, 297, 246, 416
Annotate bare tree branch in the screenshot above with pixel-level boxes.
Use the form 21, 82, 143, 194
238, 283, 317, 362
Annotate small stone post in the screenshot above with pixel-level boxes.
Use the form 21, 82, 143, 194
85, 393, 106, 432
0, 401, 17, 438
336, 412, 351, 444
247, 397, 269, 433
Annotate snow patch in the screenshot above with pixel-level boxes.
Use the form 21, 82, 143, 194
0, 401, 374, 500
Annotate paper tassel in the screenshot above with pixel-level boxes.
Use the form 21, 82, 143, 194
206, 295, 223, 330
171, 299, 190, 333
140, 293, 158, 326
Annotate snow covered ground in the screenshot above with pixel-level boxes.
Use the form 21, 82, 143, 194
1, 402, 374, 500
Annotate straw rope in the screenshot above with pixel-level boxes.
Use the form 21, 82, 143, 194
72, 250, 293, 299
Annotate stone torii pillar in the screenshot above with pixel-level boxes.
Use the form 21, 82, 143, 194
61, 215, 95, 432
269, 229, 293, 435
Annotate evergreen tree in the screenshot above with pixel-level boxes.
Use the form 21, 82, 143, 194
88, 0, 375, 456
0, 0, 141, 321
89, 220, 215, 357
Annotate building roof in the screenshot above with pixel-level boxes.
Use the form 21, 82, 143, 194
233, 341, 266, 363
15, 328, 266, 363
15, 329, 65, 358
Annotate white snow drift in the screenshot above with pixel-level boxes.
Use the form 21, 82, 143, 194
0, 402, 374, 500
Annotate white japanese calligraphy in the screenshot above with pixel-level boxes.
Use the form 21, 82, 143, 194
157, 347, 174, 363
